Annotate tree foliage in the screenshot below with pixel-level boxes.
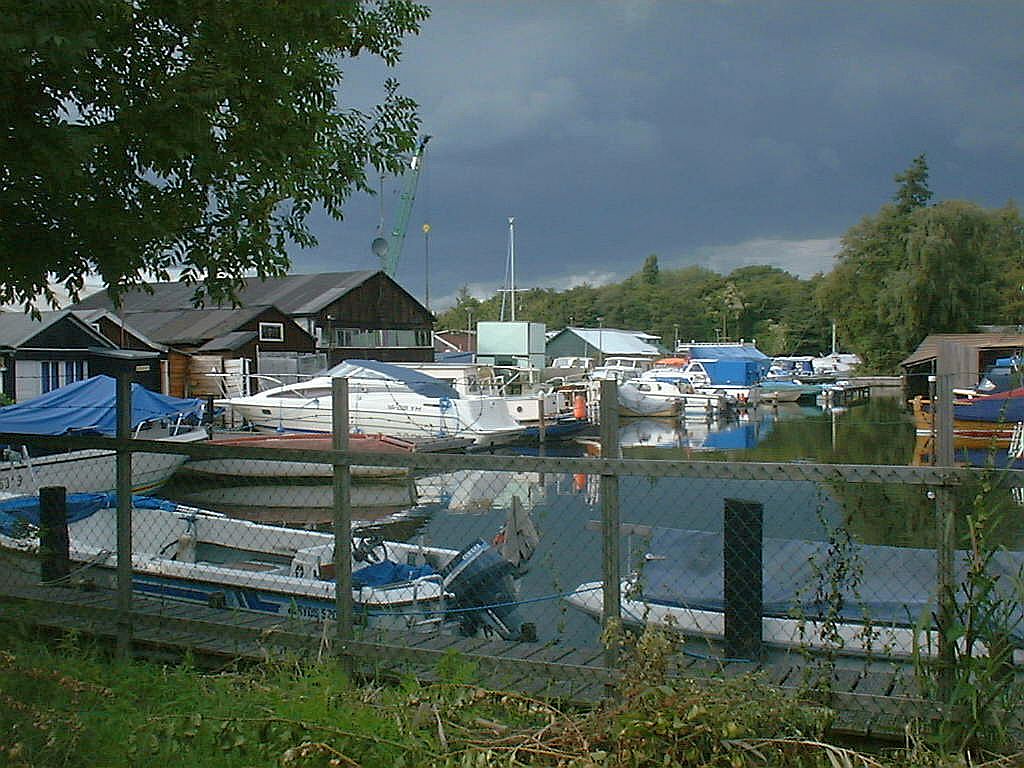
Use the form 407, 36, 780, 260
436, 260, 832, 357
818, 154, 1024, 372
0, 0, 429, 311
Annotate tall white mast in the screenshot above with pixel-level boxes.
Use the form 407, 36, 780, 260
508, 216, 516, 322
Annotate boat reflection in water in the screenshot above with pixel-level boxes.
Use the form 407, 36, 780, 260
164, 475, 430, 535
577, 413, 776, 455
414, 470, 547, 513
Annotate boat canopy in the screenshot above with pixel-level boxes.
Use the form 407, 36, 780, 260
0, 491, 180, 537
637, 527, 1024, 642
0, 375, 205, 436
323, 359, 459, 399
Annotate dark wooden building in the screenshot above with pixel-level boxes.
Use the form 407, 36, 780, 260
71, 270, 434, 374
0, 310, 164, 402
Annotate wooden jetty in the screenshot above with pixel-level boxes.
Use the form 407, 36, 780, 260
0, 553, 949, 739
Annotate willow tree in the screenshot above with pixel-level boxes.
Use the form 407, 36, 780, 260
818, 155, 1024, 372
0, 0, 429, 311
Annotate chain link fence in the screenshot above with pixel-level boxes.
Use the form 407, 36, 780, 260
1, 371, 1023, 729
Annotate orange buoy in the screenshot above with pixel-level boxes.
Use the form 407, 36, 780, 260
573, 394, 586, 420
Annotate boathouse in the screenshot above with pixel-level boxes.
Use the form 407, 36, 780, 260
545, 326, 664, 365
900, 331, 1024, 398
0, 309, 165, 401
71, 272, 432, 376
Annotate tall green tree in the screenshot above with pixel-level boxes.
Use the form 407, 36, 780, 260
893, 153, 932, 215
0, 0, 429, 310
818, 156, 1024, 371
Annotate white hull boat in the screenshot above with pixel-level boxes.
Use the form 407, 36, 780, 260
1, 429, 206, 496
0, 492, 537, 641
565, 527, 1024, 660
0, 375, 208, 496
217, 360, 525, 447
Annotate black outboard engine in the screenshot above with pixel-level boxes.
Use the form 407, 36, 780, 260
440, 538, 537, 642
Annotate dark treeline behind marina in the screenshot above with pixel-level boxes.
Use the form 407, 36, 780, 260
438, 156, 1024, 373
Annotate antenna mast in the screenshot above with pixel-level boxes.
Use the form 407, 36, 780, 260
499, 216, 517, 322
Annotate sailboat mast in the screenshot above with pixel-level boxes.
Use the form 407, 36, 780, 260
508, 217, 516, 322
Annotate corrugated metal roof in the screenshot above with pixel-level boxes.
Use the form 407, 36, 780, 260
563, 327, 662, 355
71, 271, 378, 316
196, 331, 258, 352
0, 311, 62, 347
900, 333, 1024, 368
0, 310, 108, 349
109, 306, 269, 346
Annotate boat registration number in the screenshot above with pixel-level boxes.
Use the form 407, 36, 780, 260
0, 475, 25, 491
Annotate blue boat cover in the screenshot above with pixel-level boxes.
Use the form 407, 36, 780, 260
0, 491, 180, 537
0, 376, 204, 436
635, 527, 1024, 643
351, 560, 437, 588
323, 359, 459, 399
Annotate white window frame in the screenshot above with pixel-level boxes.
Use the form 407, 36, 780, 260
258, 322, 285, 342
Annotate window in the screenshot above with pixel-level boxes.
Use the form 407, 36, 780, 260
40, 361, 61, 392
64, 360, 87, 384
258, 322, 284, 342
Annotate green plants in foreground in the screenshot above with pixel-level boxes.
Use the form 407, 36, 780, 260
0, 621, 1022, 767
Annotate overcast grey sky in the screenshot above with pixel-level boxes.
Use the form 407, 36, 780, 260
295, 1, 1024, 310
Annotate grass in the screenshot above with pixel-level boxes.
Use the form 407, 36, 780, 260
1, 619, 1021, 768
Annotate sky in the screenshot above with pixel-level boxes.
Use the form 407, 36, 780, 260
293, 1, 1024, 311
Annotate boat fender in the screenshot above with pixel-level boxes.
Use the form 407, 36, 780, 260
573, 394, 586, 420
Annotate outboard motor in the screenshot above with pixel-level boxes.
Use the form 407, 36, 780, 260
440, 538, 537, 642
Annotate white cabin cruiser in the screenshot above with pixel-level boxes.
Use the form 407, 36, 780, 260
216, 359, 525, 447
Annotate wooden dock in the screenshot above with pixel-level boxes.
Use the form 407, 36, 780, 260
0, 558, 947, 739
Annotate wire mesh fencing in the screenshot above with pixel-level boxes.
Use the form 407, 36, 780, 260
1, 373, 1023, 732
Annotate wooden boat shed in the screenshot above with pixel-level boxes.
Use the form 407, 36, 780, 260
899, 332, 1024, 398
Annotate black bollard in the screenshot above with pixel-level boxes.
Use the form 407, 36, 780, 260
39, 485, 70, 583
723, 497, 763, 659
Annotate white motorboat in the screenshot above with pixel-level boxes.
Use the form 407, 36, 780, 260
0, 376, 208, 496
631, 376, 734, 417
216, 359, 525, 447
0, 491, 537, 641
565, 526, 1024, 659
617, 381, 680, 417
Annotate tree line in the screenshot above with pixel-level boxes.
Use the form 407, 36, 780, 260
437, 155, 1024, 373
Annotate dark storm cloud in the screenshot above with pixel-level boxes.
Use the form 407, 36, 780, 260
296, 1, 1024, 309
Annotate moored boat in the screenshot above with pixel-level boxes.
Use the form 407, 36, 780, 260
0, 376, 208, 495
216, 359, 525, 447
0, 491, 537, 642
565, 526, 1024, 658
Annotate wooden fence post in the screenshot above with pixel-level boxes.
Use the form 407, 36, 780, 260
934, 342, 958, 703
39, 485, 69, 582
115, 372, 133, 658
599, 378, 621, 668
332, 378, 354, 670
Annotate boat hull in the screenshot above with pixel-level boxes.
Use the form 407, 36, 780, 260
219, 393, 524, 447
0, 429, 206, 495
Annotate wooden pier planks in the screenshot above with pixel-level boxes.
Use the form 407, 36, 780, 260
0, 561, 946, 736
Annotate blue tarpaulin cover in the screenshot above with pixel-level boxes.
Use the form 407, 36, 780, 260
0, 491, 180, 536
351, 560, 437, 587
0, 376, 204, 436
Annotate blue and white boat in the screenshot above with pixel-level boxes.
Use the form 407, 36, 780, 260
0, 376, 207, 495
0, 491, 536, 642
